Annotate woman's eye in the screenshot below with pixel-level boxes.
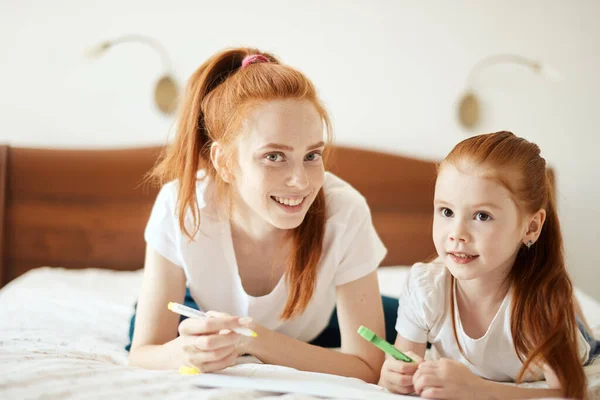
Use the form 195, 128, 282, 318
305, 152, 322, 162
475, 212, 492, 222
441, 208, 454, 218
265, 153, 284, 162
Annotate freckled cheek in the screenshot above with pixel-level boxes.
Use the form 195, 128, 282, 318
239, 167, 275, 198
307, 166, 325, 189
258, 167, 278, 182
310, 175, 325, 191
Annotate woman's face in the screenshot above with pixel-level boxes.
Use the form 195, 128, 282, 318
229, 99, 326, 232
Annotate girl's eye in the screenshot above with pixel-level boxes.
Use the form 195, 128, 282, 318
265, 153, 284, 162
441, 208, 454, 218
475, 212, 492, 222
305, 151, 322, 162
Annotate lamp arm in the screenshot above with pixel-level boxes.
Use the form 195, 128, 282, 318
108, 34, 172, 73
467, 54, 541, 87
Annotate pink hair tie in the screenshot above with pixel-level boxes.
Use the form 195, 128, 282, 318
241, 54, 270, 68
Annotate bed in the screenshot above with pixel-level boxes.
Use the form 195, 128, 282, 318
0, 145, 598, 399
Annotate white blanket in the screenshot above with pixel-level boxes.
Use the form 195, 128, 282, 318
0, 267, 599, 399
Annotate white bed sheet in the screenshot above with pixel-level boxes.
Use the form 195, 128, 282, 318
0, 266, 599, 399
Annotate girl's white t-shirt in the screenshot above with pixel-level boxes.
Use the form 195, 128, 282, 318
395, 261, 590, 382
145, 172, 387, 342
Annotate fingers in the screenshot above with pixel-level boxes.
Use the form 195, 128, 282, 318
379, 374, 415, 395
187, 349, 239, 373
413, 370, 443, 395
383, 357, 419, 374
404, 350, 424, 363
205, 310, 230, 318
182, 331, 239, 352
417, 360, 439, 370
197, 343, 237, 363
205, 310, 254, 326
206, 311, 234, 335
379, 368, 415, 395
420, 387, 447, 399
380, 356, 421, 395
178, 315, 246, 336
383, 371, 414, 387
177, 312, 255, 374
205, 311, 235, 335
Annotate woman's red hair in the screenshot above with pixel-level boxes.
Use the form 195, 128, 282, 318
443, 131, 586, 398
150, 48, 332, 320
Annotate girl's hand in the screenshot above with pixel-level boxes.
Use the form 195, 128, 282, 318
413, 358, 486, 399
176, 311, 254, 373
378, 351, 423, 394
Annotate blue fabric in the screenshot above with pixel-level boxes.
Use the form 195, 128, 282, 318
577, 317, 600, 366
309, 295, 399, 348
125, 288, 198, 352
125, 288, 399, 351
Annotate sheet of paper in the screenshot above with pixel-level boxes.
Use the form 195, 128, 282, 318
194, 363, 414, 399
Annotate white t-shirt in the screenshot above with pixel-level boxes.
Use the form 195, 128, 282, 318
145, 172, 387, 342
395, 261, 590, 382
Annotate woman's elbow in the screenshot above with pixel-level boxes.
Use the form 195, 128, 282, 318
127, 346, 141, 367
356, 355, 384, 383
127, 343, 154, 368
359, 363, 381, 384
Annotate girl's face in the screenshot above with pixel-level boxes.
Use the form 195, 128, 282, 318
229, 99, 325, 232
432, 163, 529, 282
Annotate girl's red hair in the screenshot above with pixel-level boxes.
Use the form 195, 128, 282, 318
443, 131, 586, 398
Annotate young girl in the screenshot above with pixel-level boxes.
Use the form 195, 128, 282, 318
127, 47, 397, 383
379, 131, 599, 399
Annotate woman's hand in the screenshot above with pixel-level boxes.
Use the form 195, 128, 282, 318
378, 351, 423, 394
176, 311, 254, 373
413, 358, 486, 399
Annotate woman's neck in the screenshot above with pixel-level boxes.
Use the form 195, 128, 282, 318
229, 198, 289, 246
230, 214, 288, 247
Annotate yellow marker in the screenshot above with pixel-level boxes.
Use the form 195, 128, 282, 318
168, 302, 257, 376
179, 366, 199, 375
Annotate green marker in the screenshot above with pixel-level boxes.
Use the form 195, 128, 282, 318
357, 325, 413, 363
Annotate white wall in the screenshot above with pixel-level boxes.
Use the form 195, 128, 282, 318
1, 0, 599, 298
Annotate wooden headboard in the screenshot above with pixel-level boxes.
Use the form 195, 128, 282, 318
0, 145, 437, 288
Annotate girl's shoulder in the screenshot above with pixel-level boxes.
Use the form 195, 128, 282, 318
410, 259, 449, 284
403, 259, 450, 306
395, 260, 449, 340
